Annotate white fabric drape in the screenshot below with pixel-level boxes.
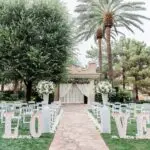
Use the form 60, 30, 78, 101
88, 80, 95, 104
76, 84, 89, 98
59, 81, 95, 104
59, 84, 72, 98
64, 85, 84, 103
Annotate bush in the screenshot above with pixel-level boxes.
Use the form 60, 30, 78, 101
0, 90, 55, 102
2, 91, 13, 97
32, 92, 54, 103
0, 91, 13, 101
109, 89, 132, 103
95, 93, 102, 103
49, 93, 54, 104
135, 100, 150, 104
18, 91, 25, 99
0, 91, 21, 101
0, 92, 4, 100
10, 93, 18, 101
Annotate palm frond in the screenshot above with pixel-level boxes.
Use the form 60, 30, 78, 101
75, 0, 149, 42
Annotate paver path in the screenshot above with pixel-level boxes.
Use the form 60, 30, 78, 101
49, 104, 109, 150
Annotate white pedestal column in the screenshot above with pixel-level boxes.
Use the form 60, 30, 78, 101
41, 105, 51, 133
100, 105, 111, 133
43, 94, 49, 104
102, 94, 108, 105
41, 94, 51, 133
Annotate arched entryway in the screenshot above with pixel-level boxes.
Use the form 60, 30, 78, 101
59, 81, 95, 104
62, 84, 85, 103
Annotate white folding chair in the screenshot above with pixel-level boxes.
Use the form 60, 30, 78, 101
22, 106, 33, 124
11, 110, 22, 131
112, 103, 121, 113
121, 104, 128, 113
0, 103, 8, 124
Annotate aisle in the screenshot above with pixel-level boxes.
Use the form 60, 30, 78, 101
49, 104, 109, 150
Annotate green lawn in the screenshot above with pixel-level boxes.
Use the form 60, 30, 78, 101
0, 122, 54, 150
102, 119, 150, 150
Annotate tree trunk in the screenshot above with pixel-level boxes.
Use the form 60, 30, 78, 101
1, 82, 4, 91
98, 38, 102, 80
105, 27, 113, 82
134, 78, 139, 102
25, 81, 32, 102
19, 80, 23, 91
135, 85, 139, 101
122, 67, 126, 89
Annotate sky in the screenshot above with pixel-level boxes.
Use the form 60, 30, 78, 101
63, 0, 150, 66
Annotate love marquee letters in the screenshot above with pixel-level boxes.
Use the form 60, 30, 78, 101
112, 113, 129, 138
2, 112, 43, 139
3, 112, 19, 139
30, 112, 43, 138
136, 113, 150, 139
112, 112, 150, 139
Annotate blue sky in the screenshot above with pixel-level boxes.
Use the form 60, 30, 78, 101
63, 0, 150, 66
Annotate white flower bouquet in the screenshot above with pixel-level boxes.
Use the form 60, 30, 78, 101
96, 81, 112, 94
36, 80, 54, 95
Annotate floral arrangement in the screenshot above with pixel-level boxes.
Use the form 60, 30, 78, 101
36, 80, 54, 95
96, 81, 112, 94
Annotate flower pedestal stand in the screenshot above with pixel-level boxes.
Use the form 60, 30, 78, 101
41, 106, 51, 133
43, 94, 49, 104
100, 93, 111, 133
102, 93, 109, 105
41, 94, 51, 133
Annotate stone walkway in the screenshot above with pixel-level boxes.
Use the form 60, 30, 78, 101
49, 104, 109, 150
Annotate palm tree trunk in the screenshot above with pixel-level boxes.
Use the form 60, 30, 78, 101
98, 38, 102, 79
105, 27, 113, 82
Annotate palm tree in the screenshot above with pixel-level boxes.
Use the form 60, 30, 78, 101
96, 27, 103, 75
75, 0, 149, 82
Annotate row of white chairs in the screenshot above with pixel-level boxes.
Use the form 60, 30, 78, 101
0, 102, 61, 131
90, 102, 150, 124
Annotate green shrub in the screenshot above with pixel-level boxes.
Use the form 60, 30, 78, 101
18, 91, 25, 99
49, 93, 54, 104
109, 89, 132, 103
0, 91, 20, 101
136, 100, 150, 104
2, 91, 13, 97
95, 93, 102, 103
10, 93, 18, 101
0, 92, 4, 100
31, 92, 54, 104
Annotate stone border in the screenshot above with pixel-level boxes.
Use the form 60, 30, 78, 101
87, 110, 102, 132
50, 109, 63, 133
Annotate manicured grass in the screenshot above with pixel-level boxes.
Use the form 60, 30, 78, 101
102, 119, 150, 150
0, 122, 54, 150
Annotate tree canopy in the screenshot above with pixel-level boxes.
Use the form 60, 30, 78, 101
0, 0, 72, 101
113, 38, 150, 100
86, 37, 150, 100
